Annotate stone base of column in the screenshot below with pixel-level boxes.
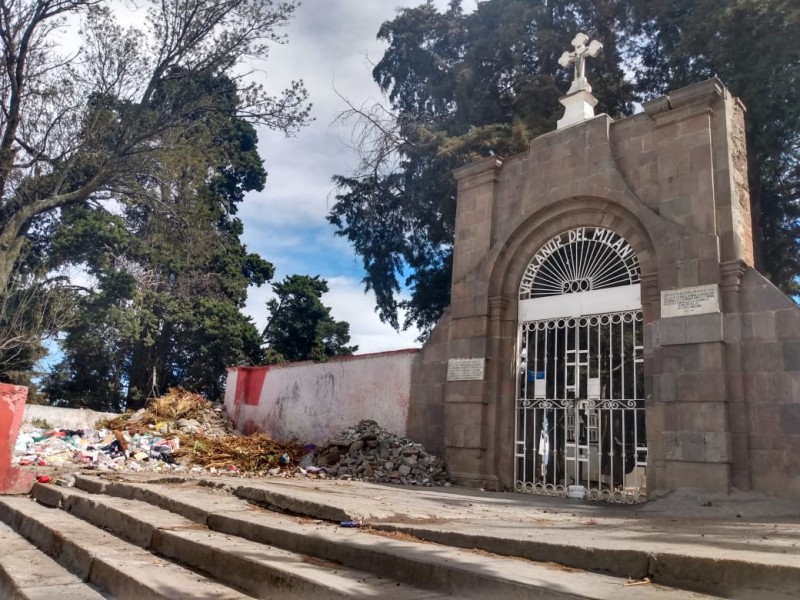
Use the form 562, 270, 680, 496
557, 89, 599, 129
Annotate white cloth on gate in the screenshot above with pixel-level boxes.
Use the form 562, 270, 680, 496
538, 429, 550, 466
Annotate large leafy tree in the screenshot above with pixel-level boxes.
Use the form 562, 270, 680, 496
43, 72, 275, 410
330, 0, 799, 337
328, 0, 633, 336
624, 0, 800, 295
263, 275, 358, 364
0, 0, 310, 367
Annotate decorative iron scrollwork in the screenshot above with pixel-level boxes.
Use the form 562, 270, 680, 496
519, 227, 641, 300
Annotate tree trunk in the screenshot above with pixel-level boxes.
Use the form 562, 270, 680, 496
126, 339, 153, 410
0, 223, 29, 293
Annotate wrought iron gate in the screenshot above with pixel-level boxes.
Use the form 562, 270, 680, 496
514, 227, 647, 503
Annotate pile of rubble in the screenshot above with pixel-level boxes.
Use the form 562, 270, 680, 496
313, 420, 450, 486
14, 394, 448, 485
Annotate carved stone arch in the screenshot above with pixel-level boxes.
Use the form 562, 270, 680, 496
483, 197, 657, 488
486, 197, 658, 325
518, 227, 640, 298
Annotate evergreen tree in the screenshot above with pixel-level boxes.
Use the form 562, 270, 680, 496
0, 1, 310, 386
263, 275, 358, 363
624, 0, 800, 295
43, 72, 274, 410
329, 0, 634, 336
330, 0, 799, 337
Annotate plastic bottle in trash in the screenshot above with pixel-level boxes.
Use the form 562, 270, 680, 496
340, 520, 364, 528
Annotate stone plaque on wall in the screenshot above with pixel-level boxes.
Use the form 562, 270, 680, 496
661, 284, 720, 318
447, 358, 485, 381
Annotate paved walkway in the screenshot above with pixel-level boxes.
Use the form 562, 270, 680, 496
213, 476, 799, 549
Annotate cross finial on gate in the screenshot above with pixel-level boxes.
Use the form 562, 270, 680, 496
558, 33, 603, 94
556, 33, 603, 129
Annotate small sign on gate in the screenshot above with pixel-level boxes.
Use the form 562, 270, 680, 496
534, 376, 547, 399
527, 370, 545, 382
587, 378, 600, 400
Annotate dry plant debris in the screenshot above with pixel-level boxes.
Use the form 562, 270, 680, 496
66, 388, 306, 473
20, 391, 450, 484
97, 388, 230, 436
174, 432, 306, 472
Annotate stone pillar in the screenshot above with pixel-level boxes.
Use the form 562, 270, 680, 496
444, 157, 504, 488
484, 296, 511, 489
650, 314, 732, 494
720, 259, 751, 491
0, 383, 35, 494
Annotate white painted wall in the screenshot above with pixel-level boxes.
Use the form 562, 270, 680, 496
22, 405, 118, 430
224, 350, 418, 445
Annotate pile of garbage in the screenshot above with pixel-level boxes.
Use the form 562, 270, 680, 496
312, 420, 450, 487
14, 425, 186, 474
13, 389, 307, 475
13, 393, 449, 485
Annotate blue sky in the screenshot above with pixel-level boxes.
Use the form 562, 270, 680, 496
237, 0, 468, 352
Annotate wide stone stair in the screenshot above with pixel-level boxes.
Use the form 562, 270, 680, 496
0, 476, 716, 599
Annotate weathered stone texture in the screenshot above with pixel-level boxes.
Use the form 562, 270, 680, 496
410, 77, 800, 500
408, 311, 450, 457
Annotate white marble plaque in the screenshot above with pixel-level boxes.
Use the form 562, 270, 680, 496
661, 284, 720, 318
447, 358, 485, 381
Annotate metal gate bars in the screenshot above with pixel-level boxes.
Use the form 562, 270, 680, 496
514, 309, 647, 503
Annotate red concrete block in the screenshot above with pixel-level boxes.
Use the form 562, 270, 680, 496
0, 383, 35, 495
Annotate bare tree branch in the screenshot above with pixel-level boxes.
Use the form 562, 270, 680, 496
0, 0, 311, 293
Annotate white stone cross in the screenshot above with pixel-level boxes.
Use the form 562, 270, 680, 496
559, 33, 603, 94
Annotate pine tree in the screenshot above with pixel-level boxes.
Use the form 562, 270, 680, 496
329, 0, 634, 336
263, 275, 358, 363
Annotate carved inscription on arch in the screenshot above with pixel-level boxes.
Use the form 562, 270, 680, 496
519, 227, 641, 300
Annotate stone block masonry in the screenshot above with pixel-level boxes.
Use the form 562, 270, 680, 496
409, 77, 800, 501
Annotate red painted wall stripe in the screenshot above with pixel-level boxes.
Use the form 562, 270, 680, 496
233, 367, 268, 407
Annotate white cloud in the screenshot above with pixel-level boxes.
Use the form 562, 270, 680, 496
244, 0, 459, 226
325, 276, 421, 353
242, 283, 275, 334
237, 1, 460, 356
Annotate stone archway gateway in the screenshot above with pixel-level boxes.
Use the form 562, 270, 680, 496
514, 227, 646, 503
408, 42, 800, 502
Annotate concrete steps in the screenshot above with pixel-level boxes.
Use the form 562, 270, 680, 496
0, 495, 250, 599
216, 477, 800, 600
14, 474, 716, 599
0, 521, 106, 600
0, 475, 721, 599
0, 488, 443, 599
